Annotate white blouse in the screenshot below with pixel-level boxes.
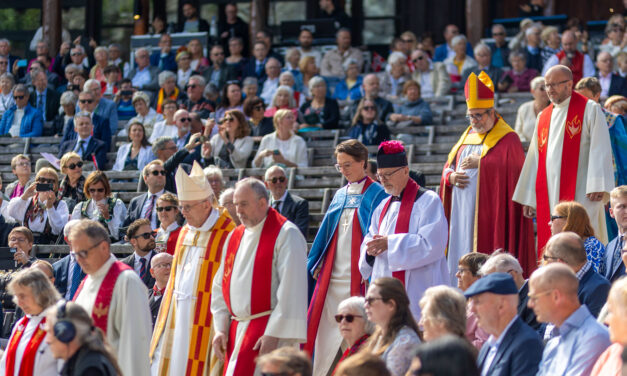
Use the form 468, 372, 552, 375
7, 196, 69, 235
209, 134, 254, 169
71, 198, 127, 240
112, 143, 155, 171
253, 132, 309, 168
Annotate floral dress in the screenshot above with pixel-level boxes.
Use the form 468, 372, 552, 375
584, 236, 606, 275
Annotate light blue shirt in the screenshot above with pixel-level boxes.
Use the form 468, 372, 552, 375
537, 305, 610, 376
481, 315, 518, 376
132, 66, 151, 89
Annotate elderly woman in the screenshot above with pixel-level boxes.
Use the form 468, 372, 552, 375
51, 91, 77, 137
6, 154, 32, 199
333, 58, 363, 101
456, 252, 489, 349
514, 76, 548, 142
58, 152, 86, 212
153, 71, 185, 114
89, 46, 109, 82
155, 192, 182, 255
243, 96, 273, 141
176, 51, 196, 90
550, 201, 606, 274
419, 286, 468, 343
0, 268, 60, 376
188, 38, 209, 72
0, 227, 38, 309
208, 110, 253, 169
388, 80, 433, 125
591, 277, 627, 375
7, 167, 69, 244
348, 98, 390, 145
299, 76, 340, 130
265, 85, 299, 118
204, 165, 225, 199
0, 72, 15, 117
150, 98, 179, 143
253, 109, 308, 168
215, 81, 244, 120
363, 277, 421, 376
497, 51, 539, 93
113, 121, 155, 171
279, 71, 305, 107
380, 52, 410, 101
444, 35, 477, 91
129, 91, 163, 137
71, 170, 127, 240
333, 297, 375, 372
541, 26, 561, 63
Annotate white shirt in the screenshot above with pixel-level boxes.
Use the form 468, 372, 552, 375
260, 77, 279, 105
253, 132, 308, 168
9, 107, 25, 137
7, 196, 69, 235
598, 72, 612, 99
149, 120, 178, 143
71, 198, 127, 240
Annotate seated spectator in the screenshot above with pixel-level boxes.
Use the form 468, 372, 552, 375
84, 78, 119, 136
498, 52, 539, 93
172, 109, 193, 150
203, 84, 219, 110
591, 277, 627, 375
203, 165, 224, 200
58, 152, 86, 213
444, 35, 477, 91
462, 43, 502, 88
433, 24, 474, 62
150, 33, 176, 72
279, 71, 305, 107
0, 72, 15, 117
58, 112, 108, 170
419, 285, 468, 344
260, 57, 282, 105
300, 56, 320, 100
62, 91, 112, 150
411, 49, 451, 98
108, 43, 127, 75
408, 335, 480, 376
0, 84, 42, 137
389, 80, 433, 126
203, 44, 235, 91
187, 38, 210, 72
175, 51, 196, 91
349, 74, 394, 122
348, 98, 390, 145
243, 96, 273, 141
332, 296, 374, 373
181, 75, 214, 119
52, 91, 77, 137
380, 52, 410, 101
522, 25, 543, 73
113, 121, 155, 171
127, 47, 160, 94
542, 232, 611, 318
215, 81, 244, 121
284, 48, 304, 91
114, 78, 137, 121
605, 95, 627, 115
321, 28, 363, 79
264, 165, 309, 237
299, 76, 340, 130
148, 252, 173, 327
29, 70, 60, 123
334, 351, 390, 376
219, 188, 239, 225
605, 186, 627, 283
333, 58, 363, 102
7, 227, 37, 275
242, 76, 258, 99
153, 71, 186, 114
362, 277, 421, 376
596, 51, 627, 101
5, 154, 32, 199
540, 26, 561, 66
297, 29, 322, 68
7, 167, 68, 244
542, 31, 594, 84
490, 24, 510, 69
150, 98, 178, 143
155, 192, 182, 255
123, 160, 168, 231
129, 91, 163, 137
89, 46, 109, 82
52, 219, 85, 299
529, 263, 611, 375
243, 40, 270, 81
225, 37, 247, 80
253, 109, 308, 168
599, 20, 627, 59
256, 28, 285, 65
256, 347, 312, 376
456, 252, 490, 349
122, 218, 158, 288
514, 76, 548, 142
265, 85, 298, 119
44, 301, 123, 375
208, 110, 253, 169
71, 170, 127, 240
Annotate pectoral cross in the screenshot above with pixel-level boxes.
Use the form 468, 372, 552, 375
342, 217, 351, 234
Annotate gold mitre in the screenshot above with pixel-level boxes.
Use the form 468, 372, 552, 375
175, 161, 214, 201
464, 71, 494, 109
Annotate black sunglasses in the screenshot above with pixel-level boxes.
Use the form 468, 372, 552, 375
334, 314, 362, 323
412, 56, 425, 63
67, 161, 83, 170
179, 117, 192, 122
186, 84, 199, 90
362, 106, 376, 111
151, 170, 167, 176
89, 188, 105, 193
37, 178, 55, 184
14, 95, 24, 100
269, 176, 286, 184
156, 206, 177, 212
133, 232, 155, 240
79, 99, 93, 104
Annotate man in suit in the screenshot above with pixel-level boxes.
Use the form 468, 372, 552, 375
150, 33, 177, 73
173, 109, 192, 150
123, 160, 167, 231
462, 44, 503, 88
122, 218, 157, 289
85, 79, 119, 136
596, 51, 627, 100
433, 24, 474, 63
242, 40, 270, 82
522, 25, 543, 73
411, 49, 451, 98
264, 165, 309, 237
52, 219, 85, 300
58, 111, 108, 169
465, 272, 543, 376
543, 231, 611, 317
203, 44, 235, 90
0, 84, 43, 137
529, 263, 611, 375
62, 90, 111, 150
350, 74, 394, 122
148, 252, 172, 328
605, 185, 627, 282
126, 47, 160, 95
28, 70, 60, 122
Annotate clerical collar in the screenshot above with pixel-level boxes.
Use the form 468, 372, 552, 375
349, 176, 368, 185
188, 208, 218, 232
391, 186, 407, 202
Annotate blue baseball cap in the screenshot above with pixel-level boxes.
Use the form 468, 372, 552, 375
463, 272, 518, 298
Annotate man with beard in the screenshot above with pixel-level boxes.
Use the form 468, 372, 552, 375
122, 218, 157, 289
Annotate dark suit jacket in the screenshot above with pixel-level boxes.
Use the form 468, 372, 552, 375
148, 288, 163, 328
202, 63, 236, 91
607, 73, 627, 97
150, 51, 177, 72
29, 88, 60, 122
477, 317, 543, 376
122, 191, 170, 231
523, 48, 543, 73
242, 58, 268, 81
58, 137, 108, 171
62, 113, 112, 151
604, 236, 626, 282
578, 266, 611, 318
121, 251, 156, 289
276, 191, 309, 238
518, 280, 542, 332
163, 148, 201, 193
52, 254, 86, 297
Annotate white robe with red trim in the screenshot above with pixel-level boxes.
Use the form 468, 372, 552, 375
512, 97, 614, 244
211, 216, 308, 376
0, 313, 57, 376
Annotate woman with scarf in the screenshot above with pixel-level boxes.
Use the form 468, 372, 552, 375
58, 152, 86, 213
153, 71, 186, 114
331, 297, 374, 374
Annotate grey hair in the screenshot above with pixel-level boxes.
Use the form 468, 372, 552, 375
13, 83, 28, 95
242, 76, 258, 87
388, 51, 407, 66
84, 79, 101, 92
264, 165, 286, 180
342, 58, 359, 72
152, 136, 175, 155
525, 25, 541, 37
235, 177, 269, 201
492, 24, 506, 33
419, 286, 467, 338
308, 76, 326, 93
94, 46, 108, 56
134, 47, 149, 58
508, 50, 526, 63
63, 219, 82, 237
72, 45, 86, 54
204, 83, 219, 98
338, 296, 376, 334
8, 268, 61, 309
478, 253, 523, 276
188, 75, 206, 87
204, 165, 224, 180
271, 85, 296, 108
60, 91, 78, 106
68, 219, 111, 246
74, 111, 92, 121
530, 76, 545, 91
65, 63, 81, 73
159, 70, 176, 86
279, 70, 295, 83
451, 35, 467, 47
0, 39, 10, 45
108, 43, 121, 50
30, 69, 46, 81
219, 187, 235, 206
474, 43, 491, 56
0, 72, 15, 85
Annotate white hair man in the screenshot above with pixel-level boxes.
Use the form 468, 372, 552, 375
83, 78, 118, 135
264, 165, 309, 237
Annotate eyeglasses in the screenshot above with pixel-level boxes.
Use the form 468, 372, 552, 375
492, 32, 506, 36
335, 162, 355, 172
401, 38, 415, 43
16, 161, 30, 167
67, 161, 83, 170
226, 80, 240, 85
14, 95, 25, 100
376, 167, 404, 181
222, 117, 234, 123
79, 99, 93, 104
412, 56, 425, 63
186, 84, 199, 90
179, 117, 192, 122
466, 109, 491, 121
365, 297, 384, 305
362, 106, 376, 111
70, 52, 83, 56
528, 289, 553, 302
268, 176, 286, 184
550, 215, 565, 221
0, 61, 7, 65
179, 199, 209, 212
542, 254, 559, 262
9, 237, 27, 243
89, 188, 105, 193
153, 262, 172, 269
151, 170, 167, 176
545, 80, 570, 89
37, 178, 55, 184
334, 314, 362, 323
456, 267, 471, 274
156, 205, 177, 212
133, 232, 155, 240
71, 240, 104, 259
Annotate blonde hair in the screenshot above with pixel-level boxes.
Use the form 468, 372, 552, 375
272, 108, 295, 131
610, 185, 627, 205
60, 152, 81, 171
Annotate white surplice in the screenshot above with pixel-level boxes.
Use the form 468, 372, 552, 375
359, 189, 449, 320
512, 96, 615, 244
0, 313, 58, 376
211, 215, 308, 376
74, 255, 152, 376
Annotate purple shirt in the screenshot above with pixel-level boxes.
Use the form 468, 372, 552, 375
501, 68, 539, 92
10, 182, 25, 199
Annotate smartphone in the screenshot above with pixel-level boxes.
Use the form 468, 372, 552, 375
16, 59, 27, 68
199, 135, 208, 143
9, 247, 16, 254
36, 183, 53, 192
120, 90, 133, 96
273, 149, 280, 155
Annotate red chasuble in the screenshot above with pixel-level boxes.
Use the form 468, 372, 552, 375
5, 316, 47, 376
439, 118, 536, 276
535, 91, 587, 255
221, 208, 287, 376
556, 51, 584, 84
73, 261, 131, 333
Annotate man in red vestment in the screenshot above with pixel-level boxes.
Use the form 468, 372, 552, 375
541, 31, 594, 85
440, 71, 535, 278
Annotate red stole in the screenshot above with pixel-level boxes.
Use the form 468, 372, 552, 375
221, 208, 287, 376
556, 51, 584, 84
304, 178, 373, 355
73, 260, 132, 333
5, 316, 47, 376
165, 226, 182, 256
536, 91, 587, 255
377, 178, 420, 286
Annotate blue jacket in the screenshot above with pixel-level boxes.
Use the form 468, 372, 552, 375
95, 97, 119, 136
58, 137, 108, 171
477, 317, 543, 376
62, 113, 112, 151
333, 75, 363, 101
150, 51, 177, 72
578, 266, 611, 318
0, 103, 43, 137
52, 254, 86, 298
393, 98, 433, 125
433, 42, 474, 62
604, 236, 626, 282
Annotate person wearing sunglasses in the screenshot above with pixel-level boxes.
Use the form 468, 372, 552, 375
123, 160, 168, 232
122, 218, 157, 288
0, 83, 42, 137
410, 49, 450, 98
243, 95, 274, 142
513, 76, 548, 143
147, 252, 174, 327
71, 171, 127, 241
331, 297, 374, 373
112, 121, 155, 172
264, 165, 308, 237
348, 98, 390, 146
208, 109, 253, 169
57, 152, 86, 213
154, 192, 182, 255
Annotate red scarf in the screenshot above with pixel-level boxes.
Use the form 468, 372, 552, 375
332, 334, 370, 375
556, 51, 584, 84
5, 316, 47, 376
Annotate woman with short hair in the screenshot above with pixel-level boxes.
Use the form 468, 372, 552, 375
419, 286, 468, 342
0, 72, 16, 118
215, 81, 244, 121
253, 109, 308, 168
58, 152, 86, 212
379, 52, 410, 101
89, 46, 109, 83
333, 297, 375, 372
348, 98, 390, 145
112, 121, 155, 171
130, 91, 163, 137
6, 154, 32, 199
155, 192, 182, 255
300, 56, 320, 99
53, 91, 78, 137
176, 51, 197, 91
456, 252, 489, 349
243, 96, 273, 141
514, 76, 549, 142
154, 70, 185, 114
444, 35, 477, 91
149, 99, 179, 143
299, 76, 340, 130
265, 85, 299, 118
333, 59, 362, 101
208, 110, 253, 169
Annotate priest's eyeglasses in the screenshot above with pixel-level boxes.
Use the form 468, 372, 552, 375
376, 167, 404, 181
71, 240, 105, 259
465, 109, 491, 122
545, 80, 569, 89
335, 162, 355, 172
